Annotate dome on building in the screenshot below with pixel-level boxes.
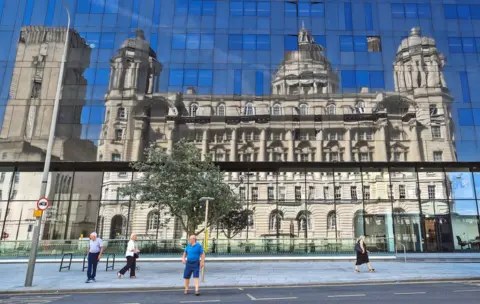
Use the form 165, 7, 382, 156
396, 27, 444, 61
272, 26, 338, 95
117, 30, 157, 59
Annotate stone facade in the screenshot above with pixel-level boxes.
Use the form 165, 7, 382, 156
97, 27, 457, 250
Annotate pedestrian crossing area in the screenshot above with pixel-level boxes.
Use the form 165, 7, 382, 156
0, 295, 69, 303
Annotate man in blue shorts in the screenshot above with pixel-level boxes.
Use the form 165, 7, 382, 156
182, 235, 205, 296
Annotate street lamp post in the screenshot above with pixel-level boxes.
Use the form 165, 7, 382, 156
199, 196, 214, 283
24, 0, 71, 287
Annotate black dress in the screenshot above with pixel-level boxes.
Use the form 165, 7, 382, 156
355, 241, 369, 266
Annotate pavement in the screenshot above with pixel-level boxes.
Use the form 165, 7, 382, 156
1, 281, 480, 303
0, 260, 480, 295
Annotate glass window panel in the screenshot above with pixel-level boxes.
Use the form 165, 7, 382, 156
341, 71, 356, 88
172, 34, 186, 49
184, 70, 198, 86
91, 0, 106, 13
314, 35, 326, 47
458, 109, 474, 126
462, 38, 476, 53
202, 1, 215, 15
189, 0, 202, 15
200, 34, 214, 49
418, 4, 431, 19
105, 0, 119, 13
370, 71, 385, 88
255, 71, 263, 96
257, 2, 270, 17
257, 35, 270, 50
460, 72, 471, 103
356, 70, 370, 87
340, 36, 354, 51
457, 5, 471, 19
444, 5, 458, 19
230, 1, 243, 16
45, 0, 56, 26
186, 34, 201, 49
405, 4, 418, 19
22, 0, 34, 25
243, 35, 256, 50
176, 0, 188, 15
285, 2, 297, 17
391, 4, 404, 18
365, 3, 373, 30
95, 69, 110, 85
298, 3, 310, 17
234, 69, 242, 95
100, 33, 115, 49
471, 5, 480, 19
229, 34, 243, 50
448, 37, 463, 53
244, 2, 256, 16
198, 70, 212, 86
77, 0, 91, 13
344, 2, 353, 30
169, 69, 184, 86
354, 36, 367, 52
311, 2, 325, 17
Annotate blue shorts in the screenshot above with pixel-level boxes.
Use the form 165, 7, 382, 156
183, 261, 200, 279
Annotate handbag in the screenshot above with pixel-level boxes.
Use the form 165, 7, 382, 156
354, 242, 362, 253
134, 253, 139, 259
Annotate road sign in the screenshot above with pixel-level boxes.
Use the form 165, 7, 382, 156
36, 197, 50, 210
33, 209, 43, 218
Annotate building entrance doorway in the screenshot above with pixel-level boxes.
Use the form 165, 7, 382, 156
110, 215, 125, 239
423, 215, 454, 252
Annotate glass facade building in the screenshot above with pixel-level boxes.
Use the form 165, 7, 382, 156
0, 0, 480, 253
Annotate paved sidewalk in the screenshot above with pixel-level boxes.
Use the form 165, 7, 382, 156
0, 261, 479, 294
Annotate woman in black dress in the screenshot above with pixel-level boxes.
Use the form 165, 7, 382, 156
355, 236, 375, 273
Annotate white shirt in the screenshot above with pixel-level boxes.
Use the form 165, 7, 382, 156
125, 240, 137, 257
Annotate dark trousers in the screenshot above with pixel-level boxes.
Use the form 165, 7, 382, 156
119, 256, 136, 277
87, 252, 100, 279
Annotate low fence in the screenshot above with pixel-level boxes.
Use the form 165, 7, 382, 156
0, 236, 395, 257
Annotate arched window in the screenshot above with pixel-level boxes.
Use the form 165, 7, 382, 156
245, 103, 255, 116
272, 104, 281, 115
327, 211, 337, 230
147, 210, 160, 231
297, 211, 312, 231
217, 104, 226, 116
190, 103, 198, 117
355, 101, 365, 114
269, 210, 283, 231
326, 104, 336, 115
117, 107, 126, 119
299, 104, 308, 115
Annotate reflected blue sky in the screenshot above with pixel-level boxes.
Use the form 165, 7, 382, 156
0, 0, 480, 157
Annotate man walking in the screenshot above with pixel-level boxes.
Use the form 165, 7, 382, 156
86, 232, 103, 283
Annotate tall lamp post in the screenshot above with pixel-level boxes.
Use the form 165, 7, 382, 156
25, 0, 71, 287
199, 196, 214, 283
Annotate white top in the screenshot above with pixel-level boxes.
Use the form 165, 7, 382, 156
125, 240, 137, 257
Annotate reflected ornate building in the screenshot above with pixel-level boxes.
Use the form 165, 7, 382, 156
97, 27, 457, 252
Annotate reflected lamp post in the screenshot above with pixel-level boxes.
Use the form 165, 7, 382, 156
199, 196, 214, 283
25, 0, 71, 287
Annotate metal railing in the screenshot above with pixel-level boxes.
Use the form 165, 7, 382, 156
395, 243, 407, 263
59, 253, 73, 272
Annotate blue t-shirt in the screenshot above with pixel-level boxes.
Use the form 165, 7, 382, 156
184, 243, 204, 262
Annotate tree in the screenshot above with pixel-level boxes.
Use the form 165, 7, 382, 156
218, 207, 255, 253
118, 140, 240, 236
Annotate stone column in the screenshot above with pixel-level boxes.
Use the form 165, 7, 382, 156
287, 130, 294, 161
259, 129, 267, 179
375, 125, 387, 161
201, 129, 208, 160
230, 128, 237, 161
315, 129, 323, 161
409, 124, 421, 161
166, 127, 174, 154
344, 128, 352, 162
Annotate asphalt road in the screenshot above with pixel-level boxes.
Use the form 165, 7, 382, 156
1, 281, 480, 304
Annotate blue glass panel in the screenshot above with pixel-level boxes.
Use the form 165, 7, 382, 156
448, 37, 463, 53
471, 5, 480, 19
45, 0, 56, 26
356, 71, 369, 87
457, 5, 471, 20
229, 34, 243, 50
459, 109, 474, 126
405, 4, 417, 19
341, 71, 356, 88
444, 5, 458, 19
23, 0, 34, 25
344, 3, 353, 31
473, 109, 480, 126
105, 0, 119, 14
85, 33, 101, 49
285, 35, 298, 51
314, 35, 326, 48
257, 35, 270, 50
365, 3, 373, 30
298, 3, 310, 17
203, 1, 215, 15
460, 72, 471, 103
285, 2, 297, 17
0, 0, 4, 22
91, 0, 105, 13
150, 33, 158, 52
462, 38, 477, 53
184, 70, 198, 86
391, 4, 404, 19
186, 34, 201, 49
153, 0, 161, 26
255, 71, 263, 96
169, 69, 184, 86
189, 0, 202, 15
131, 0, 141, 27
311, 2, 324, 17
176, 0, 188, 15
257, 2, 270, 17
77, 0, 91, 13
200, 34, 214, 49
418, 4, 431, 19
230, 1, 243, 16
100, 33, 115, 49
234, 69, 242, 95
244, 35, 256, 50
340, 36, 354, 52
198, 70, 213, 86
95, 69, 110, 85
244, 2, 256, 16
172, 34, 186, 49
354, 36, 367, 52
370, 71, 385, 88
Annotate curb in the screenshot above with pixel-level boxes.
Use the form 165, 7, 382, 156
1, 277, 479, 295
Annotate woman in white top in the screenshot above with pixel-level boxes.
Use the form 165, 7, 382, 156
117, 233, 140, 279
